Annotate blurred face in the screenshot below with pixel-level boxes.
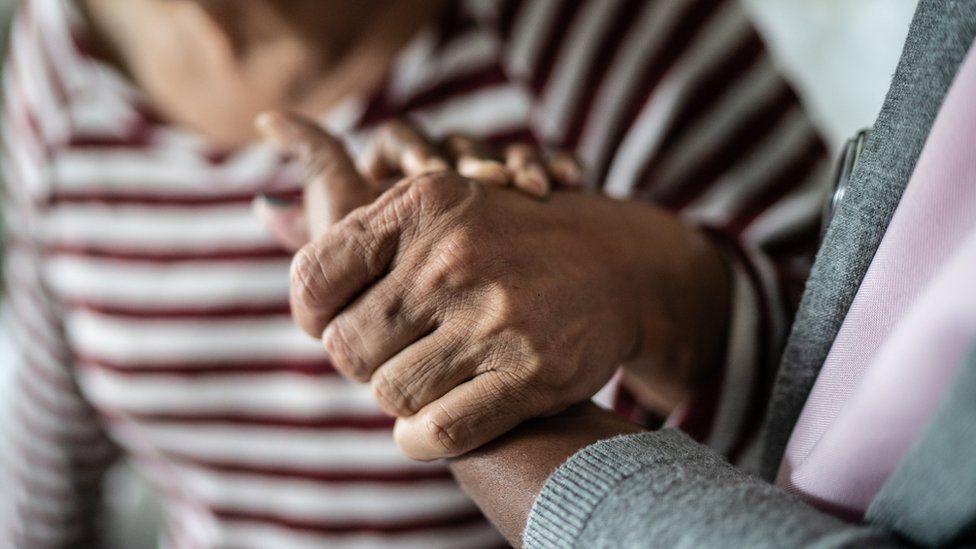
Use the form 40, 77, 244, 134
83, 0, 375, 146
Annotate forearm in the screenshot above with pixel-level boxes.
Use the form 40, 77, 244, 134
446, 197, 736, 544
450, 406, 906, 548
447, 404, 643, 546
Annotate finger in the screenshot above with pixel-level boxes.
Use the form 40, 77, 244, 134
288, 181, 418, 338
255, 111, 376, 236
457, 157, 510, 186
444, 134, 510, 186
321, 274, 435, 383
370, 326, 476, 417
442, 134, 494, 161
505, 144, 550, 198
513, 164, 550, 197
252, 194, 309, 251
546, 152, 584, 188
361, 120, 449, 182
393, 371, 550, 460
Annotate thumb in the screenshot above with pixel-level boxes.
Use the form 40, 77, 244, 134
255, 111, 378, 237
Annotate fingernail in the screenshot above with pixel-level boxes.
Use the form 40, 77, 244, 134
256, 192, 296, 207
514, 165, 550, 198
402, 148, 427, 176
423, 157, 450, 173
458, 156, 509, 186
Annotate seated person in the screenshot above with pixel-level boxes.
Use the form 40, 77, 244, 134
1, 0, 825, 546
261, 0, 976, 546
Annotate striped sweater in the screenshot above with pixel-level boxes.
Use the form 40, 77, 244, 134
0, 0, 829, 547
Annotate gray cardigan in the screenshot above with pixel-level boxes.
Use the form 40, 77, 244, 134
523, 1, 976, 547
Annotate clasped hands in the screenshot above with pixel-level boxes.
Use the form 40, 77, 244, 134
254, 112, 731, 461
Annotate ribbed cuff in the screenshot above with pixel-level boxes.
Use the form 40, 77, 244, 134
522, 429, 701, 548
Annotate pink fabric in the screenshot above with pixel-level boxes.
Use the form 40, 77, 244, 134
776, 41, 976, 518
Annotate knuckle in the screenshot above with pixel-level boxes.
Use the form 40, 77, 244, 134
322, 320, 369, 382
378, 293, 405, 327
484, 336, 563, 401
371, 368, 418, 416
489, 366, 560, 422
377, 183, 422, 228
405, 173, 458, 210
441, 228, 478, 265
341, 213, 389, 276
341, 211, 373, 249
480, 282, 519, 326
418, 228, 479, 294
289, 246, 328, 319
349, 218, 379, 259
423, 405, 467, 457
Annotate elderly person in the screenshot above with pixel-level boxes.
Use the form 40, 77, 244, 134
270, 0, 976, 547
1, 0, 821, 547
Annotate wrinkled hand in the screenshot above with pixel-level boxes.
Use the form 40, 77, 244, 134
292, 175, 658, 460
255, 113, 730, 461
359, 119, 582, 196
253, 116, 583, 251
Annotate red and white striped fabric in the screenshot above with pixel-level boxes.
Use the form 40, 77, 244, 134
0, 0, 828, 546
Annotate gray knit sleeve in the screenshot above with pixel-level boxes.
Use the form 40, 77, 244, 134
523, 429, 906, 548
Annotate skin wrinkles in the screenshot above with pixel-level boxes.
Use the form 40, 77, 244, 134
257, 114, 730, 462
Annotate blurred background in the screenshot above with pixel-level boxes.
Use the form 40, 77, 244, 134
0, 1, 919, 547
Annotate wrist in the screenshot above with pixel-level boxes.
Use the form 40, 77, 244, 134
447, 403, 643, 546
610, 200, 733, 413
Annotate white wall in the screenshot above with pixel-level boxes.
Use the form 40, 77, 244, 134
743, 0, 918, 147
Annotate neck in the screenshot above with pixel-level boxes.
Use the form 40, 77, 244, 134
292, 0, 444, 117
78, 0, 443, 147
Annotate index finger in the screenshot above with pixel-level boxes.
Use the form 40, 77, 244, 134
256, 111, 377, 236
392, 371, 550, 460
360, 119, 449, 183
287, 180, 417, 338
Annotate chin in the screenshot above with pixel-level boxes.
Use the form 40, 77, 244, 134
155, 99, 269, 149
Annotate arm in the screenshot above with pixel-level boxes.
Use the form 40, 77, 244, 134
448, 405, 907, 548
491, 0, 831, 453
0, 203, 120, 548
1, 12, 120, 543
